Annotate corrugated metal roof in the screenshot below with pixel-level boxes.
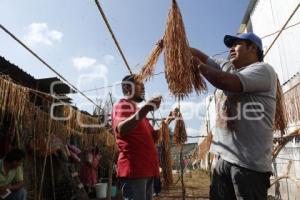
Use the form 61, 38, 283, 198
37, 77, 75, 94
0, 56, 75, 95
0, 56, 36, 88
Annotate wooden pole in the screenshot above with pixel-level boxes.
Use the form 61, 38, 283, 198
33, 86, 38, 200
207, 152, 212, 180
38, 114, 52, 200
49, 149, 56, 200
107, 92, 116, 200
94, 0, 132, 75
179, 145, 186, 200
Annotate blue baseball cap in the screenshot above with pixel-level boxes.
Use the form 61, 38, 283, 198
224, 32, 263, 51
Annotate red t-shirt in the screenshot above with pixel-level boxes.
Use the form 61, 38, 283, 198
111, 98, 159, 178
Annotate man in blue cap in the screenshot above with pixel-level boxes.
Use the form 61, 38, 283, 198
190, 32, 276, 200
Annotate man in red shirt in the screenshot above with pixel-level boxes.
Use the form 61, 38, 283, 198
112, 74, 162, 200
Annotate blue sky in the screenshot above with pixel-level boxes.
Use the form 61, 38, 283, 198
0, 0, 249, 143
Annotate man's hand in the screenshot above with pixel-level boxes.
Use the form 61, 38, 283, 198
143, 96, 162, 112
117, 96, 162, 136
190, 47, 242, 93
191, 56, 205, 71
156, 38, 164, 49
163, 107, 179, 125
190, 47, 209, 63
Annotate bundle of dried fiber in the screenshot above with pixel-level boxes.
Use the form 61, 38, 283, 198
80, 113, 100, 128
198, 131, 213, 160
79, 129, 107, 148
160, 121, 173, 190
22, 101, 36, 134
164, 0, 206, 99
106, 132, 115, 147
63, 105, 74, 131
284, 81, 300, 125
136, 0, 206, 98
10, 88, 29, 145
35, 109, 50, 139
136, 42, 163, 81
64, 106, 83, 133
0, 77, 29, 137
191, 64, 207, 95
163, 0, 192, 99
274, 78, 287, 135
174, 112, 187, 145
0, 77, 10, 122
0, 79, 9, 117
63, 105, 102, 135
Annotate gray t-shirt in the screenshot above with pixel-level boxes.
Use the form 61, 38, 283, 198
207, 58, 277, 172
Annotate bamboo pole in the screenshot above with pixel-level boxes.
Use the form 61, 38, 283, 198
179, 144, 185, 200
32, 93, 38, 200
38, 115, 52, 200
94, 0, 132, 75
49, 147, 56, 200
107, 92, 115, 200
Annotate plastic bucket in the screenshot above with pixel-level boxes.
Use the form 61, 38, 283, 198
95, 183, 107, 198
111, 185, 117, 197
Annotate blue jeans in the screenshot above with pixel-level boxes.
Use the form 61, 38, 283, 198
5, 188, 26, 200
121, 178, 154, 200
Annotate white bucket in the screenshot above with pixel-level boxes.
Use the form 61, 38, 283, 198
95, 183, 107, 198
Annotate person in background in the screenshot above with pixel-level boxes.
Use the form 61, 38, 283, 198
112, 74, 162, 200
0, 149, 26, 200
153, 112, 176, 197
152, 146, 161, 197
80, 148, 101, 197
190, 32, 275, 200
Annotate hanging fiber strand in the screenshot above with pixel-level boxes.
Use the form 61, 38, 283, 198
0, 76, 29, 137
274, 78, 287, 135
164, 0, 192, 99
191, 63, 207, 95
164, 0, 205, 99
284, 80, 300, 124
137, 0, 206, 99
159, 121, 173, 190
0, 76, 111, 147
136, 41, 163, 81
198, 131, 213, 160
174, 112, 187, 145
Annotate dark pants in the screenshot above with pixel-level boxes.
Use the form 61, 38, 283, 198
153, 177, 161, 194
3, 188, 26, 200
210, 158, 271, 200
120, 178, 154, 200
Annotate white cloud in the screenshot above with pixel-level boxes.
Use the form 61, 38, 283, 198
73, 56, 109, 95
72, 56, 97, 70
77, 73, 108, 90
24, 23, 63, 46
186, 128, 200, 137
103, 54, 115, 65
177, 102, 197, 120
196, 98, 207, 118
171, 100, 206, 120
71, 57, 108, 76
48, 30, 63, 41
94, 64, 108, 75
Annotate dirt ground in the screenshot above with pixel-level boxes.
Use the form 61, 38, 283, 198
153, 169, 210, 200
98, 169, 210, 200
